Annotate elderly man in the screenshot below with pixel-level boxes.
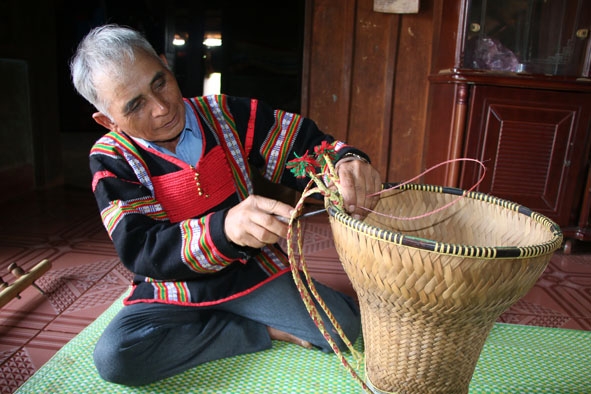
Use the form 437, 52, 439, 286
71, 24, 382, 386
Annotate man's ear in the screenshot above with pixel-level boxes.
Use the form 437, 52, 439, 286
92, 112, 117, 131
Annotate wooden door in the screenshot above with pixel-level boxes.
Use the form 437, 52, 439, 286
459, 85, 591, 227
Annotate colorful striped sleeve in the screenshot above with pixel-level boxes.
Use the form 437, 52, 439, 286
179, 215, 233, 273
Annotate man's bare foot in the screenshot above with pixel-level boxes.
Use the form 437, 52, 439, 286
267, 326, 313, 349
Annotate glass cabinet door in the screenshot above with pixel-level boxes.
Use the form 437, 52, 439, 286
462, 0, 590, 76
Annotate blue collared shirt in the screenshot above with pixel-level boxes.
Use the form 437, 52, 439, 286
133, 101, 203, 165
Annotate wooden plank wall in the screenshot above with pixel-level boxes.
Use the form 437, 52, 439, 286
301, 0, 438, 184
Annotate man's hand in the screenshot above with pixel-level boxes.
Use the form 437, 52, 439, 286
335, 158, 382, 220
224, 195, 294, 249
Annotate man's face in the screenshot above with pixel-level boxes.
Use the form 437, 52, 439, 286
92, 50, 186, 143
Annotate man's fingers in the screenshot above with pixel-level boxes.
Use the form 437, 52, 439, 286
338, 171, 359, 212
336, 159, 383, 219
224, 195, 293, 248
255, 195, 294, 219
337, 161, 366, 211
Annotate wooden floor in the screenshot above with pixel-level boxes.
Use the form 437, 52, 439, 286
1, 186, 590, 393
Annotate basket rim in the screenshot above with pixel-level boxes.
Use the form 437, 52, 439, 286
327, 183, 563, 259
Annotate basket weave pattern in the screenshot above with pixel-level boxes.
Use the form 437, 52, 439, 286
328, 185, 562, 394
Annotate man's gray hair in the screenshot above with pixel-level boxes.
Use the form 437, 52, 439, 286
70, 24, 160, 116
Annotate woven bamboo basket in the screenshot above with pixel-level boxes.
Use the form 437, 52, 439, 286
327, 183, 563, 394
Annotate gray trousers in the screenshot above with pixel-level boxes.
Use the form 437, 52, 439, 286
93, 272, 361, 386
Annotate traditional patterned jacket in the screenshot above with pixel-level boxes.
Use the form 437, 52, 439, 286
89, 94, 367, 306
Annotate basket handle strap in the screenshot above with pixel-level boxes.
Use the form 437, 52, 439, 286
286, 181, 370, 392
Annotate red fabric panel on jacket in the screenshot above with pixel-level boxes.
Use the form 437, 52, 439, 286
152, 145, 236, 222
244, 99, 258, 157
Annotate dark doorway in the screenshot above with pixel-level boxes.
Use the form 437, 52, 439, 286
56, 0, 306, 133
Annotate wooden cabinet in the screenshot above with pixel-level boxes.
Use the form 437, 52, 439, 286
424, 0, 591, 251
461, 84, 591, 224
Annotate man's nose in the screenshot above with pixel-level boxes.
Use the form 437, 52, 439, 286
151, 95, 169, 116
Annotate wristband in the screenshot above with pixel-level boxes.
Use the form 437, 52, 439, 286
338, 152, 370, 164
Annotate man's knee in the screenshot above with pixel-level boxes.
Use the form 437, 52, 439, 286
93, 337, 152, 386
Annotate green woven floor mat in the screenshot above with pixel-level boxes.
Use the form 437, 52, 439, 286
17, 293, 591, 393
